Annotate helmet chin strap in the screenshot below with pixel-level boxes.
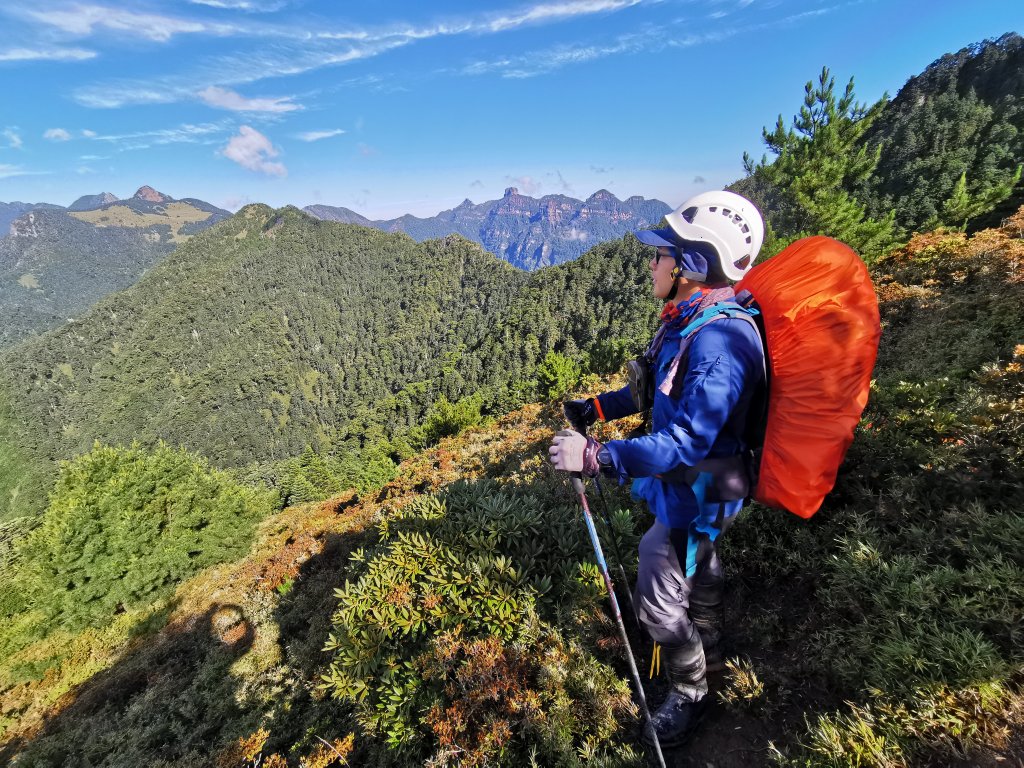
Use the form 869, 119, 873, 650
666, 264, 708, 302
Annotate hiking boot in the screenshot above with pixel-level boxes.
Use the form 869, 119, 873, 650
701, 635, 725, 673
642, 690, 709, 748
690, 592, 725, 673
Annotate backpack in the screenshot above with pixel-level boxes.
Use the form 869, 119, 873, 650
734, 235, 881, 518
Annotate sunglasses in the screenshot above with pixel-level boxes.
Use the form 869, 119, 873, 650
654, 247, 679, 264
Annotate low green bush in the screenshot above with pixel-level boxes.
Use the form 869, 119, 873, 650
17, 442, 275, 630
322, 478, 642, 766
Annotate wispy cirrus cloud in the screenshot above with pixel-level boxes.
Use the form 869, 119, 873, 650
43, 128, 72, 141
21, 5, 241, 43
0, 164, 49, 179
87, 121, 232, 151
0, 46, 96, 62
72, 37, 410, 108
460, 4, 845, 79
67, 0, 657, 108
198, 85, 301, 113
221, 125, 286, 176
484, 0, 645, 33
186, 0, 291, 10
295, 129, 346, 142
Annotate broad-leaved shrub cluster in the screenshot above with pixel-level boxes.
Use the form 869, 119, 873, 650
323, 478, 641, 766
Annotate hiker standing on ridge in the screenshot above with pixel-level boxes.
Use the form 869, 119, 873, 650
548, 190, 766, 749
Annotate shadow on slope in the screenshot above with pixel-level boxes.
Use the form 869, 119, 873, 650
0, 604, 255, 767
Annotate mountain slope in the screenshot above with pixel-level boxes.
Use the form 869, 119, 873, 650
305, 187, 671, 270
1, 205, 1022, 764
0, 188, 234, 350
0, 206, 656, 520
862, 32, 1023, 232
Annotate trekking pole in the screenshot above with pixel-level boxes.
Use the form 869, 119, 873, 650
566, 418, 639, 630
591, 474, 640, 630
569, 472, 667, 768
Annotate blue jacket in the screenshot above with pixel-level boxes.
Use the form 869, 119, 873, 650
597, 303, 764, 531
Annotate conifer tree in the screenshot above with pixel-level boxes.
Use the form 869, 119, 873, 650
937, 166, 1023, 230
743, 67, 896, 259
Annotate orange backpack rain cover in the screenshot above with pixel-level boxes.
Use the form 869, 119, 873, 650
736, 236, 881, 518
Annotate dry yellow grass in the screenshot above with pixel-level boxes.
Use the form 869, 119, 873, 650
69, 202, 213, 243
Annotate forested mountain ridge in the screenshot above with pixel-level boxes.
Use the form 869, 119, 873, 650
305, 187, 671, 270
0, 204, 657, 521
0, 187, 233, 350
862, 32, 1024, 233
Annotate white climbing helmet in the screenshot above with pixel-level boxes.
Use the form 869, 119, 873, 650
664, 190, 765, 281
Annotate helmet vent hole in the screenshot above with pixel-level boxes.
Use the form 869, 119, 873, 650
681, 206, 698, 223
709, 206, 717, 212
734, 256, 751, 270
745, 236, 752, 244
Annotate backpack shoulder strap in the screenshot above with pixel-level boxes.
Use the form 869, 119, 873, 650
659, 303, 763, 398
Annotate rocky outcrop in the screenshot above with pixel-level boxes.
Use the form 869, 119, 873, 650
133, 186, 173, 203
68, 193, 119, 212
303, 189, 670, 270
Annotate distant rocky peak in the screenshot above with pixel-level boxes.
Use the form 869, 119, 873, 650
456, 198, 474, 209
133, 186, 172, 203
586, 189, 618, 203
503, 187, 520, 197
68, 192, 119, 212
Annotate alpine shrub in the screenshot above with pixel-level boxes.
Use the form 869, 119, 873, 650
19, 442, 274, 630
322, 479, 639, 765
536, 350, 582, 400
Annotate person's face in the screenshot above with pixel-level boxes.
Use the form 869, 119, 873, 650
650, 246, 678, 300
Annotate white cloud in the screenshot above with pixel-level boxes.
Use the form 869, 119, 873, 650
23, 5, 238, 43
76, 166, 96, 175
505, 175, 542, 195
0, 47, 96, 62
198, 85, 301, 113
484, 0, 644, 33
220, 195, 253, 211
221, 125, 286, 176
89, 122, 230, 151
44, 128, 72, 141
295, 129, 345, 142
0, 164, 49, 179
187, 0, 289, 10
81, 129, 97, 138
68, 0, 657, 108
2, 128, 22, 149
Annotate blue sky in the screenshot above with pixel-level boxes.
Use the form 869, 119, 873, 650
0, 0, 1019, 218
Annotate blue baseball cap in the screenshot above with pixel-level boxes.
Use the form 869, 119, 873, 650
634, 227, 682, 249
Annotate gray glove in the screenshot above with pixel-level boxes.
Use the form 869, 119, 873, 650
549, 429, 604, 477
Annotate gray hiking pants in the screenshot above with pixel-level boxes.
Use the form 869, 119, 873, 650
633, 520, 724, 647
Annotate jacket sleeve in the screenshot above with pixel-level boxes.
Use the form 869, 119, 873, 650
602, 322, 759, 480
595, 385, 640, 421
